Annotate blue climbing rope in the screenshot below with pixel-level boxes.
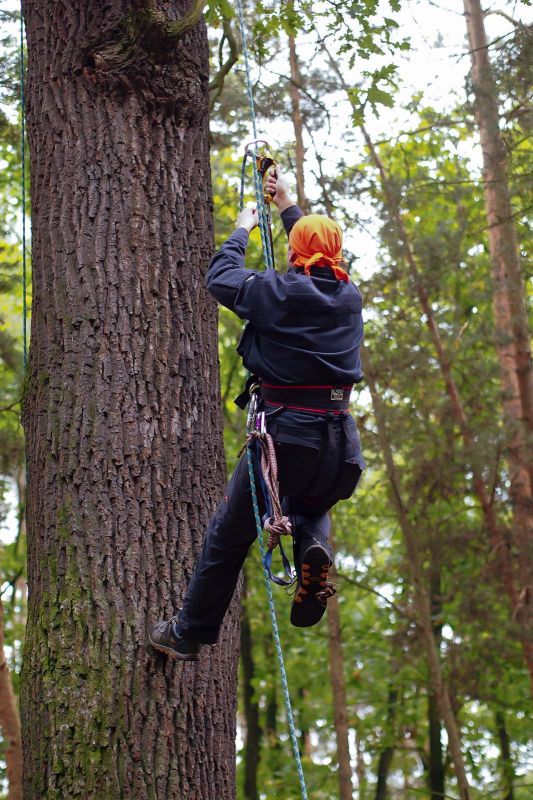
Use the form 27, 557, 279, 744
236, 1, 308, 797
246, 444, 308, 800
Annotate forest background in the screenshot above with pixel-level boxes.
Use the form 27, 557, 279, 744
0, 0, 532, 798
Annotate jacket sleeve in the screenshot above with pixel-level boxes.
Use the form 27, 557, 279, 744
280, 205, 304, 236
205, 228, 264, 320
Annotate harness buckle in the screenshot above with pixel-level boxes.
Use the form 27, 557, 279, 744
331, 388, 344, 401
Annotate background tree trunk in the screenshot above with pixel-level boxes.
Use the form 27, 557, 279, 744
21, 2, 238, 798
288, 31, 308, 214
464, 0, 533, 640
0, 599, 23, 800
240, 571, 261, 800
495, 709, 514, 800
327, 524, 355, 800
375, 687, 398, 800
428, 567, 445, 800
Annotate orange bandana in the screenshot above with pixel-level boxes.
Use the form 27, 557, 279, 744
288, 214, 349, 282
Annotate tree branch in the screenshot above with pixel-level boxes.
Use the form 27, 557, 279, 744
209, 18, 239, 105
89, 0, 205, 72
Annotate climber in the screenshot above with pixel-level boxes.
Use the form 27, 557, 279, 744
149, 170, 365, 661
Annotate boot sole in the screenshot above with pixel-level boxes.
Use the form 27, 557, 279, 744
148, 635, 200, 661
290, 544, 331, 628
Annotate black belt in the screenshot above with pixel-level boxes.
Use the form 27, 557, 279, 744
260, 383, 352, 413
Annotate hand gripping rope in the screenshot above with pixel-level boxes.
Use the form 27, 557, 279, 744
236, 1, 309, 796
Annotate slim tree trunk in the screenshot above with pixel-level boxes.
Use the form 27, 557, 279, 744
355, 728, 367, 797
0, 599, 23, 800
241, 571, 262, 800
298, 688, 313, 758
319, 40, 533, 690
428, 567, 445, 800
363, 349, 472, 800
287, 29, 309, 214
494, 709, 514, 800
464, 0, 533, 647
375, 687, 398, 800
21, 2, 238, 797
327, 524, 355, 800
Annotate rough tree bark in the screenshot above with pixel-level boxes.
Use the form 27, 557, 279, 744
0, 599, 23, 800
20, 2, 238, 798
363, 348, 472, 800
464, 0, 533, 644
327, 525, 355, 800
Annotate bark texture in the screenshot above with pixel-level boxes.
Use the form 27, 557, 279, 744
21, 2, 237, 798
464, 0, 533, 644
0, 599, 23, 800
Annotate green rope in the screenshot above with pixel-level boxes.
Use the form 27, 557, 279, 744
236, 1, 308, 797
19, 7, 27, 371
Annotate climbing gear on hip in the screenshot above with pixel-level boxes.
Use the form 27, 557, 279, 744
241, 403, 295, 587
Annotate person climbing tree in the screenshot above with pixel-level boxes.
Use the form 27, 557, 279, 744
150, 169, 365, 661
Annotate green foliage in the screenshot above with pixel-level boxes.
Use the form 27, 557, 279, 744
204, 7, 533, 797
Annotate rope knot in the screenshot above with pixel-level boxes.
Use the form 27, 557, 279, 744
265, 515, 292, 550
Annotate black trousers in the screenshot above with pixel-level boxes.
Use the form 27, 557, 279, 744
177, 407, 364, 644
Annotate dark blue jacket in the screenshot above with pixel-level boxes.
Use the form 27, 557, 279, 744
206, 205, 364, 386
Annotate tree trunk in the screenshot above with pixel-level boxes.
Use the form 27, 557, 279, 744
21, 2, 238, 798
363, 349, 472, 800
464, 0, 533, 652
240, 571, 262, 800
287, 30, 309, 214
494, 709, 514, 800
327, 524, 355, 800
428, 568, 445, 800
375, 687, 398, 800
298, 688, 312, 759
0, 599, 23, 800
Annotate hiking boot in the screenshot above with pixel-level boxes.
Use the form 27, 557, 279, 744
290, 542, 336, 628
149, 617, 200, 661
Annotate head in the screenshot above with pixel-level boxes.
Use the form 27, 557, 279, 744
288, 214, 349, 282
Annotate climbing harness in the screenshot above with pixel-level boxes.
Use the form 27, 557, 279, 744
236, 0, 309, 796
241, 401, 295, 588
